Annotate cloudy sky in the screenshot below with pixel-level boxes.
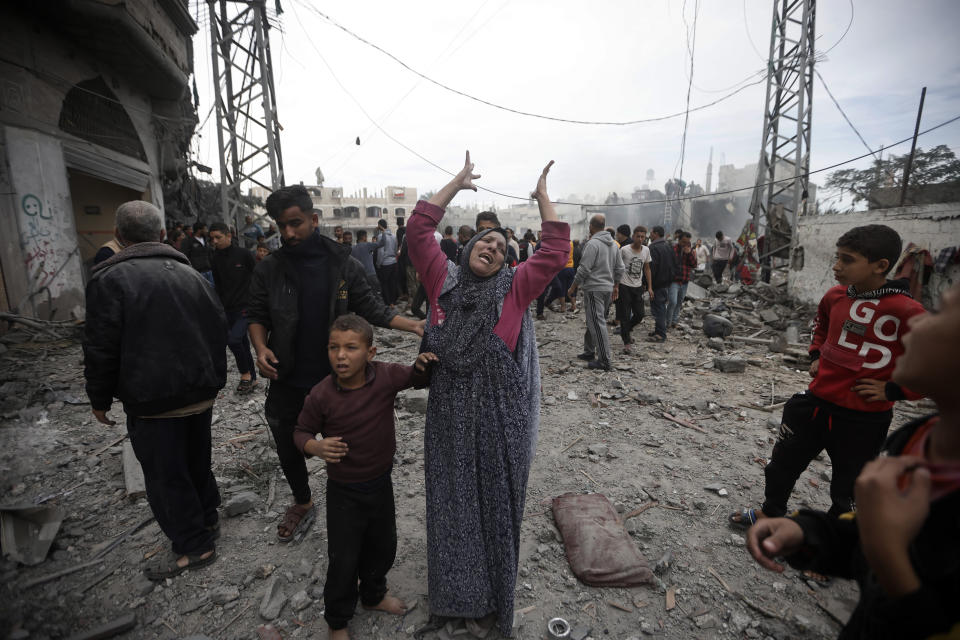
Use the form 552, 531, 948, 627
189, 0, 960, 209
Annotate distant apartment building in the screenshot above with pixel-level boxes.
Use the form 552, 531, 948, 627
250, 184, 418, 235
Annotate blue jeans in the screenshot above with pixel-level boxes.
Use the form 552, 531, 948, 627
226, 311, 256, 379
650, 287, 670, 338
200, 270, 215, 286
667, 282, 689, 326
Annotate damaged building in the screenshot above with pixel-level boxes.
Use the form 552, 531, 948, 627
0, 0, 198, 321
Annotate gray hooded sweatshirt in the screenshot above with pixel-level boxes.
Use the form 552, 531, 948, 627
573, 231, 625, 292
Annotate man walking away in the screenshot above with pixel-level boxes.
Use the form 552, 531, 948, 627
84, 201, 226, 580
667, 231, 698, 328
647, 226, 676, 342
374, 219, 399, 306
712, 231, 735, 284
568, 214, 624, 371
440, 226, 458, 262
352, 230, 382, 297
617, 226, 653, 353
209, 222, 258, 394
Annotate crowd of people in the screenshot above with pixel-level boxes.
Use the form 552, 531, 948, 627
81, 155, 958, 639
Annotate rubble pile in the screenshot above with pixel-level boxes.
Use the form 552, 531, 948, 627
0, 290, 930, 639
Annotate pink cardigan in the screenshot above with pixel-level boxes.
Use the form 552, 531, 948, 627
407, 200, 570, 351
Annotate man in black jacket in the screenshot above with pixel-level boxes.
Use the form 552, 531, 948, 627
84, 201, 227, 580
646, 225, 676, 343
182, 221, 214, 284
247, 185, 424, 543
209, 222, 258, 395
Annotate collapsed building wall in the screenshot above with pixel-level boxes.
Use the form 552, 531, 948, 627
789, 202, 960, 309
0, 2, 196, 321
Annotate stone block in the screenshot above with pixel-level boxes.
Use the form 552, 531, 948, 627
714, 357, 746, 373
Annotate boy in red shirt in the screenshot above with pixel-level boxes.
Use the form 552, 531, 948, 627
732, 225, 925, 527
293, 314, 437, 640
746, 283, 959, 639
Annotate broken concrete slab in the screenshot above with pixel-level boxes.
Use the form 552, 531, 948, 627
714, 357, 746, 373
0, 505, 64, 565
758, 309, 780, 323
225, 491, 259, 517
121, 440, 145, 499
259, 575, 287, 620
684, 281, 709, 301
290, 589, 311, 612
210, 585, 240, 604
702, 314, 734, 338
402, 388, 429, 414
707, 337, 725, 351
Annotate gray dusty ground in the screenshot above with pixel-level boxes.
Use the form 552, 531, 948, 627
0, 280, 934, 640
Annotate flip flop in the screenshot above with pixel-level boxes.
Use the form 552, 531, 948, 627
144, 549, 217, 581
728, 507, 759, 530
277, 503, 316, 543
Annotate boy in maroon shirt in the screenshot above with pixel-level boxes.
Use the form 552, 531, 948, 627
294, 314, 437, 640
731, 225, 925, 529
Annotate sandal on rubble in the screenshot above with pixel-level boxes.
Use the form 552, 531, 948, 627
277, 503, 316, 543
144, 549, 217, 581
728, 507, 760, 530
236, 378, 258, 395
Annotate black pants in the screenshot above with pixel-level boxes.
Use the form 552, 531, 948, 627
712, 259, 727, 283
265, 382, 312, 505
615, 284, 645, 344
127, 409, 220, 555
650, 286, 670, 339
226, 311, 256, 379
411, 283, 427, 319
324, 476, 397, 630
365, 272, 382, 298
762, 392, 892, 517
536, 275, 564, 315
378, 263, 399, 305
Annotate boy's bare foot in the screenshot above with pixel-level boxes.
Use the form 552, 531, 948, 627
364, 594, 407, 615
328, 627, 349, 640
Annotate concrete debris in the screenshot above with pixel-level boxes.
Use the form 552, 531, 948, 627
290, 589, 312, 612
702, 314, 734, 338
210, 585, 240, 604
224, 491, 259, 517
402, 388, 430, 414
259, 575, 287, 620
0, 277, 849, 639
684, 281, 709, 301
714, 356, 747, 373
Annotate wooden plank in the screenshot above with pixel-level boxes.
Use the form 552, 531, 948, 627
122, 441, 145, 498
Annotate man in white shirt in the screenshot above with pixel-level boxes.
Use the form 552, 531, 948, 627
712, 231, 735, 283
616, 226, 654, 353
695, 238, 709, 272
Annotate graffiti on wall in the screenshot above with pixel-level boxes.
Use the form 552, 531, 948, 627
19, 192, 77, 300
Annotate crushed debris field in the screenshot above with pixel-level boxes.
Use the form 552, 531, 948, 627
0, 279, 934, 639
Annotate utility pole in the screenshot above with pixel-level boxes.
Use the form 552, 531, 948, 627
208, 0, 285, 232
899, 87, 926, 207
747, 0, 816, 272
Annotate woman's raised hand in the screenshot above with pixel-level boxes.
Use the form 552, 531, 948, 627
429, 151, 481, 209
532, 160, 554, 201
456, 151, 481, 192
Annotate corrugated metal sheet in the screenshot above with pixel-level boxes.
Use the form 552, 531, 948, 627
63, 141, 150, 192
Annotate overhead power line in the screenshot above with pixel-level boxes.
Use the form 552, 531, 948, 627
309, 49, 960, 207
297, 4, 768, 126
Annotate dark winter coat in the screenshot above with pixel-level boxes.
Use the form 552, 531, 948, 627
83, 242, 227, 416
245, 231, 397, 382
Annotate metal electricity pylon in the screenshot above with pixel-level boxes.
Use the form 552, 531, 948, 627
747, 0, 816, 265
208, 0, 284, 231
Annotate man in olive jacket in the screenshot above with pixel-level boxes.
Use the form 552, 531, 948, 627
84, 201, 226, 580
247, 185, 423, 543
